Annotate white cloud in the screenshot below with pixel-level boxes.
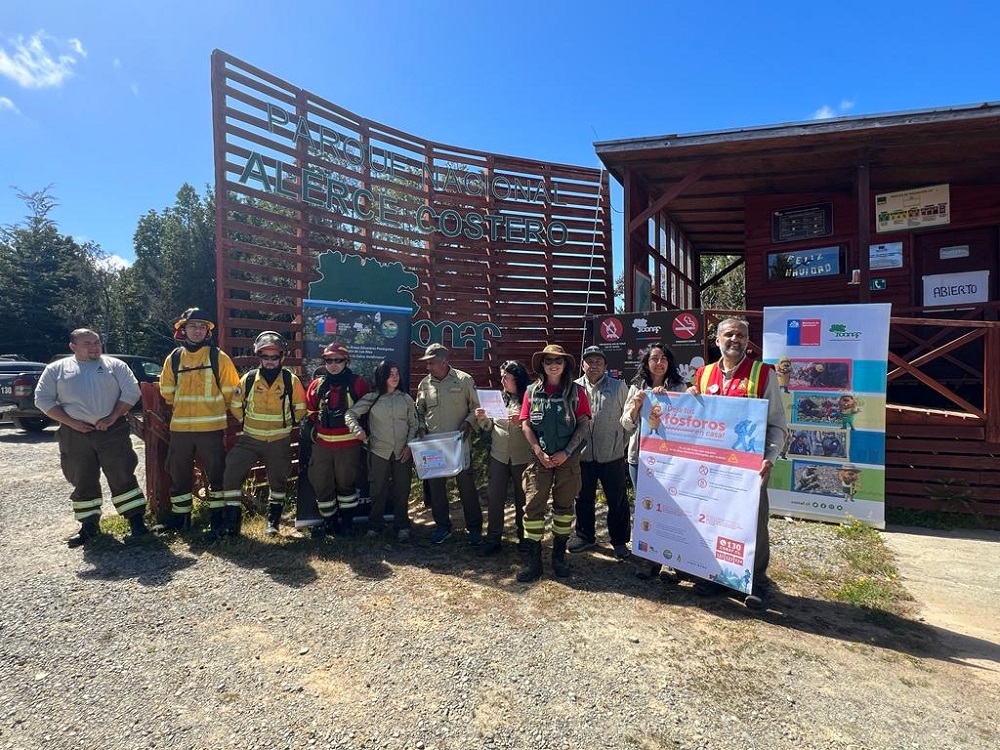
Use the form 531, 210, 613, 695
97, 254, 131, 271
130, 82, 139, 97
0, 31, 84, 89
812, 100, 856, 120
112, 57, 121, 69
0, 96, 19, 114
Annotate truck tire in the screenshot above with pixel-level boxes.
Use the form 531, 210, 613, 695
12, 416, 50, 432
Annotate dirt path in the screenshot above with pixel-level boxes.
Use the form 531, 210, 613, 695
882, 526, 1000, 682
3, 426, 999, 750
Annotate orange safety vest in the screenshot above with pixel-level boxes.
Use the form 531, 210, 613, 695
698, 359, 768, 398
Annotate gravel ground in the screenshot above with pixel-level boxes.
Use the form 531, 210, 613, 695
1, 426, 997, 750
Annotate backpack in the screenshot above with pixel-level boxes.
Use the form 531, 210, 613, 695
170, 345, 221, 392
242, 368, 298, 429
316, 372, 363, 429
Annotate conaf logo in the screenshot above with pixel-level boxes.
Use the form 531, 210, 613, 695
828, 323, 862, 340
632, 317, 662, 334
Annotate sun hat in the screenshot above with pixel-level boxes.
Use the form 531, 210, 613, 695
531, 344, 576, 374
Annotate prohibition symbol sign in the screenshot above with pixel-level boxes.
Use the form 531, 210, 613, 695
601, 317, 624, 342
672, 312, 699, 340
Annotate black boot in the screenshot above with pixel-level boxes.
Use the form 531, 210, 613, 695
311, 515, 337, 539
337, 507, 354, 537
67, 518, 100, 548
516, 539, 543, 583
127, 513, 149, 540
552, 535, 571, 578
226, 505, 243, 537
264, 502, 282, 537
635, 560, 663, 581
152, 511, 191, 533
203, 509, 227, 542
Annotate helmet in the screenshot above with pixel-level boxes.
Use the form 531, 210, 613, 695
322, 342, 350, 361
254, 331, 287, 355
173, 307, 216, 331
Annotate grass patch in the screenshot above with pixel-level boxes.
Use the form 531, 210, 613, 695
829, 519, 912, 615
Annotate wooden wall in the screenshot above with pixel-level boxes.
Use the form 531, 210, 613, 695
886, 406, 1000, 518
210, 51, 612, 390
744, 185, 1000, 313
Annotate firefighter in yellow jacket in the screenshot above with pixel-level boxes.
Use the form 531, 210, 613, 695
221, 331, 307, 538
158, 307, 239, 535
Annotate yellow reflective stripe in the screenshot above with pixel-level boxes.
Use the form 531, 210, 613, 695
699, 363, 717, 394
73, 498, 102, 520
747, 360, 763, 398
110, 486, 143, 505
316, 432, 359, 444
551, 514, 574, 535
115, 495, 146, 515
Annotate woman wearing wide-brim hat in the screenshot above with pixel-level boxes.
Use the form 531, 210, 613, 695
517, 344, 592, 583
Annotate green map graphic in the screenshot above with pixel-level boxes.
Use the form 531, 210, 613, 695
309, 251, 420, 311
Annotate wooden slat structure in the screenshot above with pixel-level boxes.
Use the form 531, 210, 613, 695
211, 50, 611, 389
597, 104, 1000, 519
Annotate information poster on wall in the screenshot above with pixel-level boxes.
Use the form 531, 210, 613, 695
875, 183, 950, 233
593, 310, 705, 385
631, 392, 767, 594
763, 304, 891, 529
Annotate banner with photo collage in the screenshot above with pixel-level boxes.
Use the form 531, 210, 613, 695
763, 304, 891, 529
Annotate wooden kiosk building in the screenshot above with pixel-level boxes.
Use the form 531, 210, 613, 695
595, 103, 1000, 519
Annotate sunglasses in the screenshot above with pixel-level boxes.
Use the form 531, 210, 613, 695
542, 357, 564, 365
324, 357, 347, 364
259, 354, 281, 361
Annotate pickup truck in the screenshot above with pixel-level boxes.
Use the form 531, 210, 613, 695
4, 355, 163, 432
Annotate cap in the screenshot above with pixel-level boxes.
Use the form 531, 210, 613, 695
581, 345, 606, 363
322, 342, 350, 360
419, 343, 449, 361
531, 344, 576, 374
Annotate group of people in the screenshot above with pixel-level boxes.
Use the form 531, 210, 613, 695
37, 312, 786, 608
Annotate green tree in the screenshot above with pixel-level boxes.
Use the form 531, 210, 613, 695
127, 184, 216, 357
700, 254, 745, 311
0, 188, 107, 360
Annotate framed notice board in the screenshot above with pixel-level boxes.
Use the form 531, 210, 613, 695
772, 203, 833, 243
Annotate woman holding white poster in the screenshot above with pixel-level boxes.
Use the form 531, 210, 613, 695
620, 343, 687, 581
474, 360, 532, 556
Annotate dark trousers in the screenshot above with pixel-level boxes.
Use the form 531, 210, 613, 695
223, 435, 293, 495
57, 419, 145, 520
166, 430, 226, 511
486, 457, 526, 542
368, 452, 413, 531
574, 458, 630, 546
756, 486, 771, 581
427, 467, 481, 534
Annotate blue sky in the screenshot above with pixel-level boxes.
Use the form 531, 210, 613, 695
2, 1, 998, 270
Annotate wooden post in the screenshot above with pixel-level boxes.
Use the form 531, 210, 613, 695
856, 159, 872, 303
986, 325, 1000, 444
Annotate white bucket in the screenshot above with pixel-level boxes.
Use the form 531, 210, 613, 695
408, 431, 468, 479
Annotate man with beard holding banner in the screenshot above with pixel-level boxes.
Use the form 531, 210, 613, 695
689, 318, 787, 609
